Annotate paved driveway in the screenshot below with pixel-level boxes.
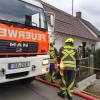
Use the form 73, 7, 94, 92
0, 80, 85, 100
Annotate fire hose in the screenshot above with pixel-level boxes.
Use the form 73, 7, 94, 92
35, 77, 98, 100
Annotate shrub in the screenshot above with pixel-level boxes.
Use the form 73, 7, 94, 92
94, 49, 100, 69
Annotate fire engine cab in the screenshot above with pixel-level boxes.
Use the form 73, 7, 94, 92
0, 0, 49, 83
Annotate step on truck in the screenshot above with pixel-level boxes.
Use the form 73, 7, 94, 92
0, 0, 50, 83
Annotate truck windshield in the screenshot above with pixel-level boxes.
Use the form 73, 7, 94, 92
0, 0, 47, 29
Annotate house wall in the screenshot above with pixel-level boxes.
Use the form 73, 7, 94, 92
48, 24, 95, 52
95, 42, 100, 49
43, 1, 97, 52
53, 32, 95, 52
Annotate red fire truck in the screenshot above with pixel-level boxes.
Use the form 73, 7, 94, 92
0, 0, 49, 83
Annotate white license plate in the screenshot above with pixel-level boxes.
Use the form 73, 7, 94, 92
8, 62, 30, 69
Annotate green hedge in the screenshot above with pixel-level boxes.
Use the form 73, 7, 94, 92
94, 49, 100, 69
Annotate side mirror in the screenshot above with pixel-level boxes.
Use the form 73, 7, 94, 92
50, 15, 54, 26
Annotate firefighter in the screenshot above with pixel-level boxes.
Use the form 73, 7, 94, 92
49, 39, 58, 83
57, 38, 78, 100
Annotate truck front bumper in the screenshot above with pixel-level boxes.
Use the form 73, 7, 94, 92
0, 55, 50, 83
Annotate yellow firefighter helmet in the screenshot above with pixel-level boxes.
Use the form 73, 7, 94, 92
65, 38, 74, 43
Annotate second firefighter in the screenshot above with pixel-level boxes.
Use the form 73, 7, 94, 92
49, 39, 58, 83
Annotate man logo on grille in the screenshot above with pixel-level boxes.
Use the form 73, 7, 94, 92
10, 42, 29, 48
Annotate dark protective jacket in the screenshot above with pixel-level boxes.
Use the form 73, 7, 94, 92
59, 45, 78, 70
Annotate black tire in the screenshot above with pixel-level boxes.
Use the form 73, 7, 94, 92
20, 77, 34, 84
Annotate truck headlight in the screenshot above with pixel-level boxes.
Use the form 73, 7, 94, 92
42, 59, 49, 65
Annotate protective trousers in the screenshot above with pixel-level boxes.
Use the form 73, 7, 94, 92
50, 63, 56, 83
60, 69, 75, 99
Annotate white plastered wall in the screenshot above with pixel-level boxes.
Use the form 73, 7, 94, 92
53, 33, 95, 51
95, 42, 100, 50
47, 24, 96, 52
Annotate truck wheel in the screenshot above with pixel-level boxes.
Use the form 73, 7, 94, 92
20, 77, 34, 84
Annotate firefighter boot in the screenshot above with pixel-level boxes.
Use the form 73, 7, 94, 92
68, 97, 72, 100
57, 91, 65, 99
67, 94, 72, 100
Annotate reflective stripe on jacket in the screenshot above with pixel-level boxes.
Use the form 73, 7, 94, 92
60, 45, 76, 69
49, 46, 56, 63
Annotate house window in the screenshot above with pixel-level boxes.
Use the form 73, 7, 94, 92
82, 42, 86, 58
